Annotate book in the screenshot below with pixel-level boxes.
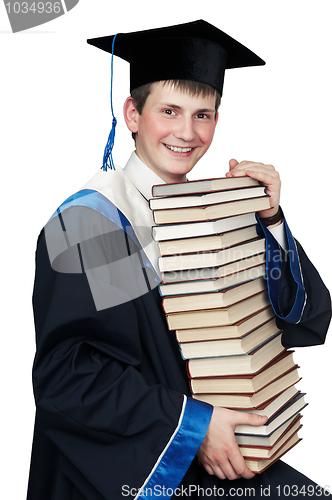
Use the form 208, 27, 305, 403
244, 433, 302, 473
152, 196, 271, 225
157, 225, 259, 256
189, 352, 296, 394
152, 212, 257, 242
180, 317, 281, 359
192, 366, 300, 409
166, 292, 271, 330
176, 307, 275, 343
237, 414, 302, 447
240, 416, 302, 458
235, 392, 307, 436
159, 264, 265, 297
158, 238, 265, 272
187, 333, 285, 378
150, 185, 267, 210
237, 386, 299, 419
161, 253, 266, 284
152, 176, 260, 197
163, 278, 266, 314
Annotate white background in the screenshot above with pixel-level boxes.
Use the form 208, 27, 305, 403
1, 1, 331, 497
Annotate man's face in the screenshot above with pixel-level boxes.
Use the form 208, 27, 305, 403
132, 82, 218, 183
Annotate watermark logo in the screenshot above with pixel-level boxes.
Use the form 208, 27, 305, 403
44, 202, 161, 311
3, 0, 80, 33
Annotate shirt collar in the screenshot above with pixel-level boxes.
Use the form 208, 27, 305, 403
123, 151, 166, 201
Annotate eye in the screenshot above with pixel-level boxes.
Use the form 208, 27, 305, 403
196, 113, 210, 119
163, 109, 176, 116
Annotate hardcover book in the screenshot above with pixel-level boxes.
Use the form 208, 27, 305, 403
166, 292, 271, 330
152, 196, 270, 225
152, 212, 257, 241
150, 185, 266, 210
180, 317, 281, 359
157, 225, 259, 256
186, 334, 285, 378
152, 176, 260, 197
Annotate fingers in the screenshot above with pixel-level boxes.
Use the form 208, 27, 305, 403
216, 459, 241, 481
227, 413, 267, 480
197, 408, 268, 481
228, 158, 239, 170
226, 160, 281, 219
199, 440, 254, 481
205, 464, 227, 480
199, 453, 241, 481
226, 161, 280, 186
229, 453, 255, 481
204, 463, 216, 476
198, 407, 267, 480
246, 169, 281, 197
223, 441, 254, 480
226, 161, 278, 181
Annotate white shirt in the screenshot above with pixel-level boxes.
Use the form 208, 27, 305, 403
123, 151, 166, 201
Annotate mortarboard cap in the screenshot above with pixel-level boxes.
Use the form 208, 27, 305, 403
87, 19, 265, 96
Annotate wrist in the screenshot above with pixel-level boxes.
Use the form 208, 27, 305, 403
258, 206, 283, 227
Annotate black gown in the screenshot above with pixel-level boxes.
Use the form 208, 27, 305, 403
27, 187, 332, 500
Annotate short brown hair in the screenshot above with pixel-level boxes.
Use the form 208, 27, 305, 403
130, 80, 221, 140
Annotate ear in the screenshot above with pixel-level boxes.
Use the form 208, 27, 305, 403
214, 111, 219, 127
123, 97, 139, 134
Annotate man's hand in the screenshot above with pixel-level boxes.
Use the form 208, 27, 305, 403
197, 406, 268, 480
226, 159, 281, 220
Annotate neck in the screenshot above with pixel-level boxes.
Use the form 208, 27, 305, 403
134, 150, 188, 185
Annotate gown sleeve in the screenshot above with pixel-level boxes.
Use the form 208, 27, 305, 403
257, 211, 332, 348
30, 203, 212, 500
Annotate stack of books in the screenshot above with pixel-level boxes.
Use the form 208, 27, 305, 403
151, 176, 307, 474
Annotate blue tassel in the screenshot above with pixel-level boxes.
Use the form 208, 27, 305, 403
102, 116, 117, 171
102, 34, 118, 171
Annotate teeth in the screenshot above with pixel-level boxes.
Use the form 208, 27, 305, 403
166, 145, 193, 153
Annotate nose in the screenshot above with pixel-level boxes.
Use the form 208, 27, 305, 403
174, 116, 196, 143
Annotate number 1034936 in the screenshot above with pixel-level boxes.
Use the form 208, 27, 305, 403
5, 2, 62, 14
276, 485, 331, 497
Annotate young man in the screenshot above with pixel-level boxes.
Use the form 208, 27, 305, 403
27, 21, 331, 499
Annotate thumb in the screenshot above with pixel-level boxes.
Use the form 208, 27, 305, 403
229, 159, 239, 170
235, 412, 268, 428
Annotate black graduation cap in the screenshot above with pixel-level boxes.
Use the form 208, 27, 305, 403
87, 19, 265, 96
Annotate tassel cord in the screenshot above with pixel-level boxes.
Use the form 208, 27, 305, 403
102, 34, 118, 171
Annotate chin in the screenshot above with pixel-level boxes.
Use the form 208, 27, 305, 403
166, 166, 196, 183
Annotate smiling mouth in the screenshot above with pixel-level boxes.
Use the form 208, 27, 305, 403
164, 144, 194, 153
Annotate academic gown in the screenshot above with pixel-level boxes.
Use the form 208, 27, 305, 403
27, 152, 332, 500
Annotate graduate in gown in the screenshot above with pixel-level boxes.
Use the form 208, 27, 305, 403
27, 21, 332, 500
